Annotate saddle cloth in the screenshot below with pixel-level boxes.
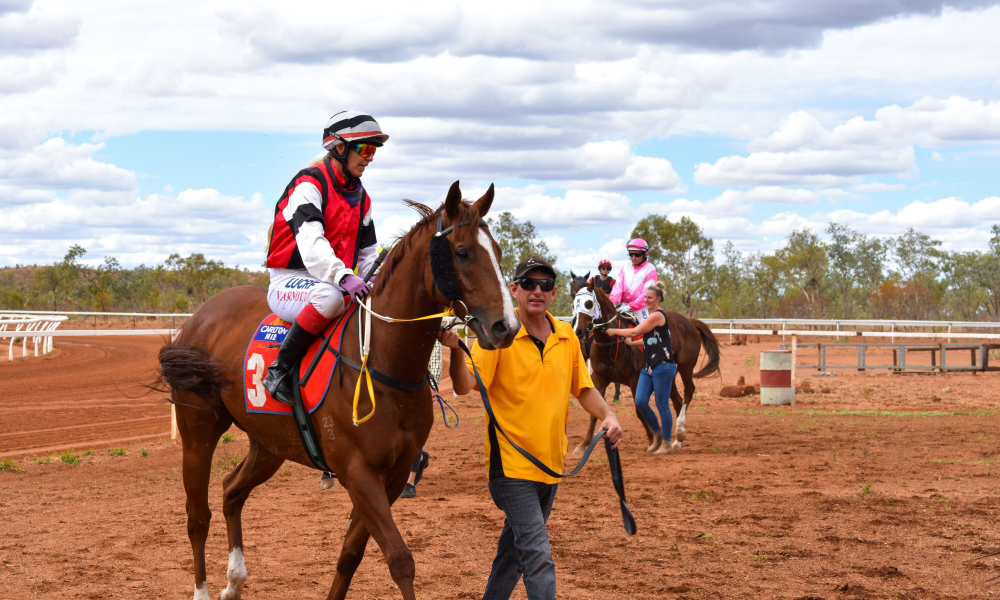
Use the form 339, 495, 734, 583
243, 304, 359, 415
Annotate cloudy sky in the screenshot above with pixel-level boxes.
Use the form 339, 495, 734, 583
3, 0, 1000, 273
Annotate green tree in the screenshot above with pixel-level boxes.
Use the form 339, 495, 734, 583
631, 215, 715, 316
485, 212, 570, 315
773, 229, 828, 318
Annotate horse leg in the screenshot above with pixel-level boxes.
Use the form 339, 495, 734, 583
219, 437, 284, 600
613, 382, 621, 404
176, 395, 232, 600
672, 370, 696, 452
327, 508, 371, 600
336, 466, 419, 600
328, 466, 411, 599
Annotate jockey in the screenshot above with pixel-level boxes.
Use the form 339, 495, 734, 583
609, 238, 658, 323
261, 110, 387, 403
588, 259, 616, 294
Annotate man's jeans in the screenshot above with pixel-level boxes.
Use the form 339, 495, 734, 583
483, 477, 558, 600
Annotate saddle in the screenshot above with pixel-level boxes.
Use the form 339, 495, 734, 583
616, 304, 640, 327
243, 305, 359, 415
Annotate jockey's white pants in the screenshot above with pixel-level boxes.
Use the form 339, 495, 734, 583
635, 307, 650, 323
267, 268, 345, 324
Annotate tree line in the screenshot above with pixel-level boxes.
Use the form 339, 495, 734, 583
633, 216, 1000, 321
0, 246, 268, 314
3, 215, 998, 321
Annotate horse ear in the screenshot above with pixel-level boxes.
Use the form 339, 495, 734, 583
445, 180, 462, 218
570, 270, 577, 279
584, 271, 590, 280
473, 183, 494, 217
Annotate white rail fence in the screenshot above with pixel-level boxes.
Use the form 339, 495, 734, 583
698, 318, 1000, 342
0, 314, 68, 360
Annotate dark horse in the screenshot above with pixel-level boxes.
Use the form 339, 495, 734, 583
572, 280, 721, 454
157, 182, 518, 600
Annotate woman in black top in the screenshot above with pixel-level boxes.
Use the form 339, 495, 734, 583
605, 281, 677, 454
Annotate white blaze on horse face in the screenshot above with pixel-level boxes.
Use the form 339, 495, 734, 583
478, 229, 518, 331
193, 581, 210, 600
219, 547, 247, 600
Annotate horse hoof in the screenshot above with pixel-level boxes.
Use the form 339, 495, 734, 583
572, 446, 584, 455
671, 440, 682, 452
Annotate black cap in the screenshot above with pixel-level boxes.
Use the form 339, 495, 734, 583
514, 256, 557, 280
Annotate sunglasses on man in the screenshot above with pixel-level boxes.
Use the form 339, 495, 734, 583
599, 266, 611, 271
629, 252, 645, 257
514, 277, 556, 292
352, 143, 377, 160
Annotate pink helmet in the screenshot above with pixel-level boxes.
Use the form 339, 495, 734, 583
626, 238, 648, 253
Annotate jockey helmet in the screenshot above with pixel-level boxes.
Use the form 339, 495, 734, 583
626, 238, 648, 254
323, 111, 389, 152
598, 259, 612, 269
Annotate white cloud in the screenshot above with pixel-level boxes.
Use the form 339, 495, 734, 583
471, 185, 635, 229
854, 182, 906, 192
0, 138, 136, 192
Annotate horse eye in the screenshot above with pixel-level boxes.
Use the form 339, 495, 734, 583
584, 300, 594, 310
456, 248, 470, 260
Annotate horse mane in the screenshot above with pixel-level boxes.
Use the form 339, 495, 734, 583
370, 198, 481, 297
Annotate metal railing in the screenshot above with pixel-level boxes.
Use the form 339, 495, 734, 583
697, 318, 1000, 341
0, 314, 68, 360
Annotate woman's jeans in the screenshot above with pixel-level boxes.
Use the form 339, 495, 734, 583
634, 361, 677, 438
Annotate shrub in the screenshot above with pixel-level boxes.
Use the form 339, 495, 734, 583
139, 448, 149, 457
108, 447, 126, 456
221, 433, 236, 444
0, 458, 19, 472
59, 449, 80, 465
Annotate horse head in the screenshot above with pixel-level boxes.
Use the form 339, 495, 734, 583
569, 271, 590, 296
572, 278, 600, 342
421, 181, 519, 350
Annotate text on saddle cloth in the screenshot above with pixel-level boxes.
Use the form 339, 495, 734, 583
243, 305, 359, 416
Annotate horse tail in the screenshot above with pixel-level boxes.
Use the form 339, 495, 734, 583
154, 344, 231, 408
690, 318, 721, 379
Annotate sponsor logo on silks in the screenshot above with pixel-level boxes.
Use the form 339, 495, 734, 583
283, 278, 319, 290
254, 323, 290, 343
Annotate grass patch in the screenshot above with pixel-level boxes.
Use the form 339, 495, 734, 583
108, 447, 126, 456
83, 448, 95, 456
221, 433, 236, 444
59, 449, 80, 465
692, 490, 709, 500
0, 458, 20, 472
860, 483, 873, 500
139, 448, 149, 457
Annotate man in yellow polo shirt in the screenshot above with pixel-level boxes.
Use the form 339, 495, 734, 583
440, 256, 623, 600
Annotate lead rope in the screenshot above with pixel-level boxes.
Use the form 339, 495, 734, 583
351, 296, 377, 425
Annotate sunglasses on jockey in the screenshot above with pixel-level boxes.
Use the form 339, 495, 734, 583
351, 142, 377, 160
514, 277, 556, 292
599, 265, 612, 271
628, 251, 646, 258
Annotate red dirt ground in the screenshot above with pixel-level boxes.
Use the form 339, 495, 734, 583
1, 335, 999, 599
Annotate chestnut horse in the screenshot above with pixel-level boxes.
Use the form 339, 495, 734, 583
572, 280, 721, 453
157, 182, 518, 600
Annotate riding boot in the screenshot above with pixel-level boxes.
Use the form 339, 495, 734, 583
262, 321, 321, 405
646, 431, 663, 453
655, 438, 674, 455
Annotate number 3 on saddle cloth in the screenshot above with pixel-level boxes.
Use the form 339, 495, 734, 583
243, 304, 360, 415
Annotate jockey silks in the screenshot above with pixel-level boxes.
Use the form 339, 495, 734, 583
267, 156, 377, 286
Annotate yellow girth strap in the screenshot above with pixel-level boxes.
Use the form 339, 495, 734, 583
351, 301, 457, 426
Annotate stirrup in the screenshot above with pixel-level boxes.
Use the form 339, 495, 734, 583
262, 366, 294, 405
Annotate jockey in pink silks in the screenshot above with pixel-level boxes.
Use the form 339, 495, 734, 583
609, 238, 658, 323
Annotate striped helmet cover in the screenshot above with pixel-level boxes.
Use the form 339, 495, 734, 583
322, 110, 389, 150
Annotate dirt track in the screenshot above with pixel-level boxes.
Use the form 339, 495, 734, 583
1, 336, 999, 599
